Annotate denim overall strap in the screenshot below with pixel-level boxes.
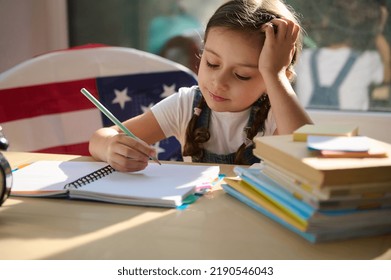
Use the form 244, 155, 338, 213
190, 88, 262, 164
192, 88, 211, 135
309, 50, 358, 109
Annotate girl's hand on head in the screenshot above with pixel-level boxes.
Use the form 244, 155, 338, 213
105, 133, 156, 172
258, 18, 299, 78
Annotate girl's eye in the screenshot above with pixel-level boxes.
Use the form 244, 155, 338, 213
235, 74, 251, 81
206, 61, 218, 68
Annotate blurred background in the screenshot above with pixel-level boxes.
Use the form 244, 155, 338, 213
1, 0, 391, 141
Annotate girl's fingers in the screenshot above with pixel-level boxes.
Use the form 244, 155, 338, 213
110, 157, 148, 172
268, 18, 299, 42
109, 146, 149, 172
117, 134, 156, 159
107, 133, 156, 172
262, 22, 276, 41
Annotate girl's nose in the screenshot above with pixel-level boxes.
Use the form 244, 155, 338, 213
211, 70, 229, 91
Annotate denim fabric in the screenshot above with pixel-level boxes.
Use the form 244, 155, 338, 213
190, 88, 262, 165
309, 50, 358, 109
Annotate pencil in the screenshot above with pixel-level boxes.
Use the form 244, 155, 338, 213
80, 88, 161, 165
12, 163, 31, 172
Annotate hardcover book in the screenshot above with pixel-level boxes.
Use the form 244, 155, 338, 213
223, 170, 391, 243
253, 135, 391, 188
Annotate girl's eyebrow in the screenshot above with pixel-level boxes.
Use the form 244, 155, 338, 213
204, 47, 258, 69
204, 47, 220, 57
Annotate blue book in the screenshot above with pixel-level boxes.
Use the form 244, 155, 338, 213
222, 182, 317, 243
223, 176, 391, 242
234, 166, 315, 221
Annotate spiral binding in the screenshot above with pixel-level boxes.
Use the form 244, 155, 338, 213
64, 165, 115, 189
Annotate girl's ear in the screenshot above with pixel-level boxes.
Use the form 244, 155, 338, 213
286, 68, 296, 82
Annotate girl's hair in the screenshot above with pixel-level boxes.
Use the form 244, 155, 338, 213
205, 0, 303, 75
183, 0, 300, 164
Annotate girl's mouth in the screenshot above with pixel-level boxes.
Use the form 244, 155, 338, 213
209, 90, 228, 102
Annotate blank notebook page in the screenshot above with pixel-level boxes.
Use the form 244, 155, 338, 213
74, 162, 219, 200
11, 161, 220, 206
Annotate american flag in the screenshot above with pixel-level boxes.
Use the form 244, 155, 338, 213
0, 45, 198, 160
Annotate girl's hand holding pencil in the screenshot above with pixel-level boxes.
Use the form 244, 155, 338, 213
80, 88, 161, 172
104, 131, 158, 172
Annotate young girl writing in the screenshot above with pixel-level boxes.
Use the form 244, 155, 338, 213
89, 0, 312, 172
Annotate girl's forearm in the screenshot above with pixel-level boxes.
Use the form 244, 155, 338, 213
263, 72, 313, 134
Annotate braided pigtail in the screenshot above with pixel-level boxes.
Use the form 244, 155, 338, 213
183, 95, 210, 161
234, 94, 271, 164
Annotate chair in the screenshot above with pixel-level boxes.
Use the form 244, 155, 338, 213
0, 44, 198, 160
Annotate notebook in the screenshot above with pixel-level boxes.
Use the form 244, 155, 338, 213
11, 161, 220, 208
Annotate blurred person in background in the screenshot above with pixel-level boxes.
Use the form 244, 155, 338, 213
147, 0, 203, 73
293, 0, 390, 111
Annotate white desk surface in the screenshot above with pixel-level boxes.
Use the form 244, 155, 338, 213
1, 151, 390, 260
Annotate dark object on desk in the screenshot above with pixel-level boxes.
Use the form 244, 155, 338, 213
0, 126, 11, 207
0, 152, 12, 206
0, 125, 9, 151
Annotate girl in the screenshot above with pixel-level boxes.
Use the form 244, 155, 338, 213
89, 0, 312, 172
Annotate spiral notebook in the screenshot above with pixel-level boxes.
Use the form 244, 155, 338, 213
11, 161, 220, 207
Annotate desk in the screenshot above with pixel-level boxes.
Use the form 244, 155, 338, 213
1, 151, 391, 260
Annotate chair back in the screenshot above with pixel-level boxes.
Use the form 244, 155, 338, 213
0, 45, 198, 159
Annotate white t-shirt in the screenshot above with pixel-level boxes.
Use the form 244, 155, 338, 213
294, 47, 384, 110
151, 86, 276, 160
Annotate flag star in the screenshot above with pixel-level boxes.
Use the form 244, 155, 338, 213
160, 84, 176, 98
141, 103, 155, 113
153, 142, 166, 157
112, 88, 132, 110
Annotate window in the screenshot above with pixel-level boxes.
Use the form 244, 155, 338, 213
290, 0, 391, 113
67, 0, 391, 142
288, 0, 391, 142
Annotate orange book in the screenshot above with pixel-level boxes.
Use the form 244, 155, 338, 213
319, 149, 387, 158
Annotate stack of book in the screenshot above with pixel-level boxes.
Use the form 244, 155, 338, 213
222, 125, 391, 243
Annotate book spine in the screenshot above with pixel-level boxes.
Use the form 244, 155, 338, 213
262, 161, 329, 197
264, 160, 391, 200
262, 165, 326, 203
253, 148, 322, 189
64, 165, 115, 189
252, 147, 323, 188
222, 183, 317, 243
234, 167, 315, 219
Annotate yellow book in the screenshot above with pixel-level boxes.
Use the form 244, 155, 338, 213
293, 124, 359, 142
224, 177, 308, 231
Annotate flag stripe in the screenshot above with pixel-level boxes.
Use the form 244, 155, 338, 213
0, 47, 196, 90
35, 142, 91, 156
0, 78, 98, 123
2, 109, 102, 152
0, 46, 198, 159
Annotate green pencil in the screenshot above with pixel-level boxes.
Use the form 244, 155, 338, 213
81, 88, 161, 165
